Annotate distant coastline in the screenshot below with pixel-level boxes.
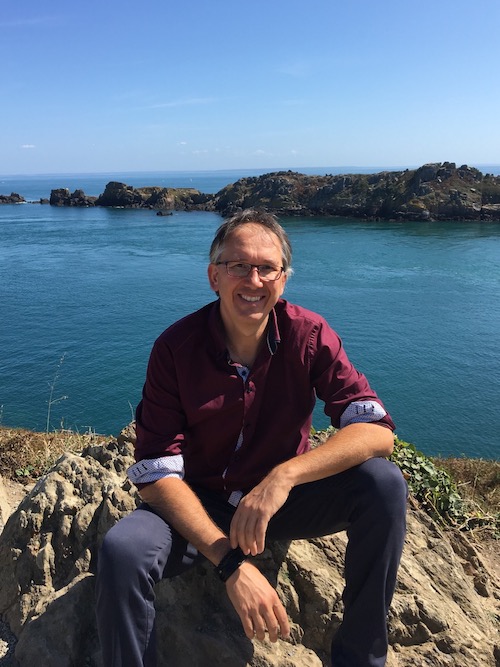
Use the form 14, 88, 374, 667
2, 161, 500, 221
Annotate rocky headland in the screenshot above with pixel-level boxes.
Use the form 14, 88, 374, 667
0, 425, 498, 667
3, 162, 500, 221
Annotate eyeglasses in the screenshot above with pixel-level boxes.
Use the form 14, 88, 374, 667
216, 261, 284, 281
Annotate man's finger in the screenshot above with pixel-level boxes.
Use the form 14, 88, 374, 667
254, 516, 268, 554
273, 601, 290, 639
230, 508, 259, 555
252, 618, 267, 642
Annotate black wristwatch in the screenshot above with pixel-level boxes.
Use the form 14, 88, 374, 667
216, 547, 248, 582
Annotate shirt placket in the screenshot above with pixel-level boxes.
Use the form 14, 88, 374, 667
222, 364, 254, 505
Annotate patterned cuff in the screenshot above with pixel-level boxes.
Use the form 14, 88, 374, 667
127, 454, 185, 484
340, 401, 387, 429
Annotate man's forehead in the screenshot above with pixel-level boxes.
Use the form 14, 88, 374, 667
226, 223, 281, 248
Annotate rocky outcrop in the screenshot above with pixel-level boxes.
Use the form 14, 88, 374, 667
0, 426, 498, 667
211, 163, 500, 221
94, 182, 212, 210
49, 188, 97, 207
31, 163, 500, 220
0, 193, 25, 204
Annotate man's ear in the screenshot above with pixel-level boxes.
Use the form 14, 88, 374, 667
279, 273, 287, 296
208, 263, 219, 292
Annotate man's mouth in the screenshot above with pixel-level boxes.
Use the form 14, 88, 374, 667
240, 294, 263, 302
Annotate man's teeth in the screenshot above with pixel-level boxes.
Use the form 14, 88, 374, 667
241, 295, 262, 302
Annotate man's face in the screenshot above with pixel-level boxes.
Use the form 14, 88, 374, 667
208, 223, 287, 335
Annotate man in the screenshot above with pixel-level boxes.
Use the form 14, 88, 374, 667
96, 208, 407, 667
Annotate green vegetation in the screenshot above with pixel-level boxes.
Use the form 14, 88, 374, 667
391, 437, 499, 535
391, 438, 462, 523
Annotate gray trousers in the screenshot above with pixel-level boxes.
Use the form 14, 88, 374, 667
96, 457, 407, 667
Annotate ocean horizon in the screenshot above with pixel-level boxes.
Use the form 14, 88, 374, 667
2, 163, 500, 201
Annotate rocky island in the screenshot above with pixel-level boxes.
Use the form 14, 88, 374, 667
3, 162, 500, 221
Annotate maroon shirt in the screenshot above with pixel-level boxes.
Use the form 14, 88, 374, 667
135, 299, 394, 495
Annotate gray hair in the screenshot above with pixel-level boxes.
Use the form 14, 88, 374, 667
209, 208, 293, 276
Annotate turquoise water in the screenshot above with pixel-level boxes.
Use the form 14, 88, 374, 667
1, 172, 500, 460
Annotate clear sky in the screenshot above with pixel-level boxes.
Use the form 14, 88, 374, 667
2, 0, 499, 175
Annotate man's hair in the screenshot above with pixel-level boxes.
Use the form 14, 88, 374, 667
209, 208, 293, 276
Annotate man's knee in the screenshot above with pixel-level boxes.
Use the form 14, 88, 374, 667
98, 519, 141, 581
98, 508, 164, 581
354, 457, 408, 518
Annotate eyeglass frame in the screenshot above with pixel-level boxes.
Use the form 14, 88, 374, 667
215, 260, 285, 281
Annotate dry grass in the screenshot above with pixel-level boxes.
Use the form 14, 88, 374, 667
432, 456, 500, 517
0, 426, 108, 484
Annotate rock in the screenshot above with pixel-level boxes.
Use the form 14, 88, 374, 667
0, 193, 25, 204
209, 164, 500, 220
94, 182, 213, 210
0, 475, 29, 533
0, 427, 498, 666
49, 188, 96, 207
95, 181, 145, 208
37, 164, 500, 219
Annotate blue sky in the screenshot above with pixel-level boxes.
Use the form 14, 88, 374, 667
2, 0, 500, 174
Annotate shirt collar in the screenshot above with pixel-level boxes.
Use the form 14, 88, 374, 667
267, 304, 280, 355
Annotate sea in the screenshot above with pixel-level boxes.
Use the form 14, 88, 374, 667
1, 167, 499, 461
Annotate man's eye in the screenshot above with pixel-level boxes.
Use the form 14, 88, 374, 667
259, 265, 278, 275
232, 263, 248, 270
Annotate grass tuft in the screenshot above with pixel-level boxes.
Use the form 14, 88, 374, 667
0, 426, 106, 484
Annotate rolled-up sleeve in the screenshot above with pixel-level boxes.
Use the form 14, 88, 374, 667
127, 453, 185, 484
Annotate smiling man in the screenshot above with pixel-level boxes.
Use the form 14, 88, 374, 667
96, 209, 407, 667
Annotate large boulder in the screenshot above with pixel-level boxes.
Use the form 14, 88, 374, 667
94, 182, 145, 208
0, 428, 498, 666
49, 188, 96, 207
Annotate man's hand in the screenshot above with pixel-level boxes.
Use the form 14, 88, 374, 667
230, 471, 292, 555
231, 423, 394, 557
225, 561, 290, 642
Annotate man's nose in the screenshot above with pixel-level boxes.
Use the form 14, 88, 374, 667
247, 266, 264, 284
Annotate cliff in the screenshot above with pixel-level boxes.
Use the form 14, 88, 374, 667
0, 426, 498, 667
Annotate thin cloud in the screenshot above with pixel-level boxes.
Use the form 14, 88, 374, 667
21, 144, 36, 149
0, 16, 59, 28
